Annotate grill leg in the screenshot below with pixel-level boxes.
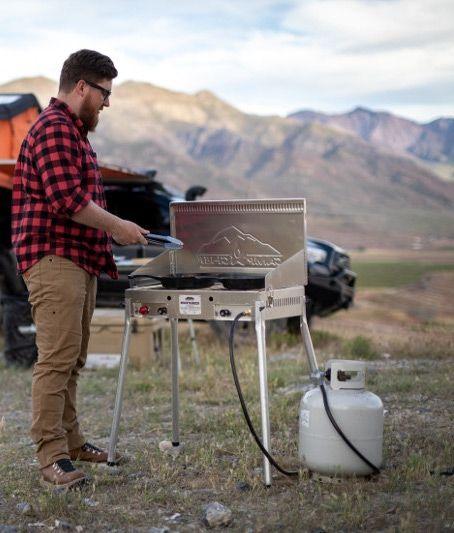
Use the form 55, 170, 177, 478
108, 302, 133, 464
170, 318, 180, 446
255, 303, 271, 486
300, 299, 319, 376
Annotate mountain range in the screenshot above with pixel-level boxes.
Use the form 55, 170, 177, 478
1, 76, 453, 248
289, 107, 454, 179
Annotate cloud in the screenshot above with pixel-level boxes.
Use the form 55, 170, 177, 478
0, 0, 453, 121
282, 0, 454, 51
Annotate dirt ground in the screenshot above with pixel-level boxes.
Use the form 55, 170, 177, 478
319, 270, 454, 356
0, 269, 453, 532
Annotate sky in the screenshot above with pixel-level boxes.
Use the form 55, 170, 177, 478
0, 0, 453, 122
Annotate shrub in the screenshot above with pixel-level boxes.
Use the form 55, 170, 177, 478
342, 335, 379, 360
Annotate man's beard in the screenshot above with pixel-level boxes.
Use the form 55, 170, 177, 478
79, 97, 100, 132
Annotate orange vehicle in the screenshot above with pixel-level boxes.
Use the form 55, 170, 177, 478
1, 93, 42, 246
0, 93, 42, 189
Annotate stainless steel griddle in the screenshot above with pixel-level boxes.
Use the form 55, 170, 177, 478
107, 199, 319, 486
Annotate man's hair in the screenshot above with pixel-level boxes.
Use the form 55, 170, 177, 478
59, 49, 118, 92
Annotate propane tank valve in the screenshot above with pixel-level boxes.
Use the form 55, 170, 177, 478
310, 370, 325, 386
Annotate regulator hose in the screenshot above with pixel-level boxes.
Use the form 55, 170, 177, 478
319, 382, 380, 475
229, 312, 298, 478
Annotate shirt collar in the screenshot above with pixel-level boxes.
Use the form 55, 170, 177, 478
49, 97, 88, 137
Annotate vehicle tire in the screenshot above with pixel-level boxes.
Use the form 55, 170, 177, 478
1, 293, 37, 368
209, 319, 291, 342
209, 320, 254, 343
286, 300, 313, 334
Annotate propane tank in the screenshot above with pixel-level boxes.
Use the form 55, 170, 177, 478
299, 359, 383, 476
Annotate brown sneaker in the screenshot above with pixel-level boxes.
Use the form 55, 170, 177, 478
41, 459, 87, 490
69, 442, 123, 464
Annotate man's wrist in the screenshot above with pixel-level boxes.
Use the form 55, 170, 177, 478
109, 215, 122, 235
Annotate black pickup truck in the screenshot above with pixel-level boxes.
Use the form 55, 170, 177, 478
97, 170, 357, 328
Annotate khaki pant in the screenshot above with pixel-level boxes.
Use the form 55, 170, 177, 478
23, 255, 97, 468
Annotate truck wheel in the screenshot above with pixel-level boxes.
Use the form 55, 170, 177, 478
286, 301, 313, 334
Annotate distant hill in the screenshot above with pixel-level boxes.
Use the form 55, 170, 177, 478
289, 106, 454, 173
1, 77, 454, 248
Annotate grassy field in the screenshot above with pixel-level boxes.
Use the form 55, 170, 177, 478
351, 248, 454, 288
0, 251, 453, 532
352, 261, 454, 288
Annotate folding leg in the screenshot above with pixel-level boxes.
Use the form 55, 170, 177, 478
300, 298, 320, 377
108, 301, 133, 464
170, 318, 180, 446
255, 302, 271, 486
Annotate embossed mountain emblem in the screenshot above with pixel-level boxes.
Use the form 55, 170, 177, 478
197, 226, 282, 267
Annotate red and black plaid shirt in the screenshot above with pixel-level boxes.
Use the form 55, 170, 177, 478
12, 98, 118, 279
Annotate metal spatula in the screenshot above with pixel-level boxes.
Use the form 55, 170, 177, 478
144, 233, 184, 249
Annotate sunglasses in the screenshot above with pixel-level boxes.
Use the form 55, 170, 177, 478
83, 79, 111, 103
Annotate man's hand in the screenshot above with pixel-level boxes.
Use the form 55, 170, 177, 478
111, 219, 149, 245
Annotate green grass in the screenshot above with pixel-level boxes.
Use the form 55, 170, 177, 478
352, 260, 454, 288
0, 327, 453, 532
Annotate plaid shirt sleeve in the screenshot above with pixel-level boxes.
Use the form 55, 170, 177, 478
33, 120, 91, 217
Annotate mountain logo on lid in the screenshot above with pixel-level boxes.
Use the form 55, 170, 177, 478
197, 226, 282, 268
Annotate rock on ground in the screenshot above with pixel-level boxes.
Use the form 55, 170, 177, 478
203, 502, 233, 528
15, 502, 31, 514
158, 440, 184, 457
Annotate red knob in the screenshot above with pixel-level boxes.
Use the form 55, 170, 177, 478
139, 305, 149, 315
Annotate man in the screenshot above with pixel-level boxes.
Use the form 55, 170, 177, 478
12, 49, 148, 490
